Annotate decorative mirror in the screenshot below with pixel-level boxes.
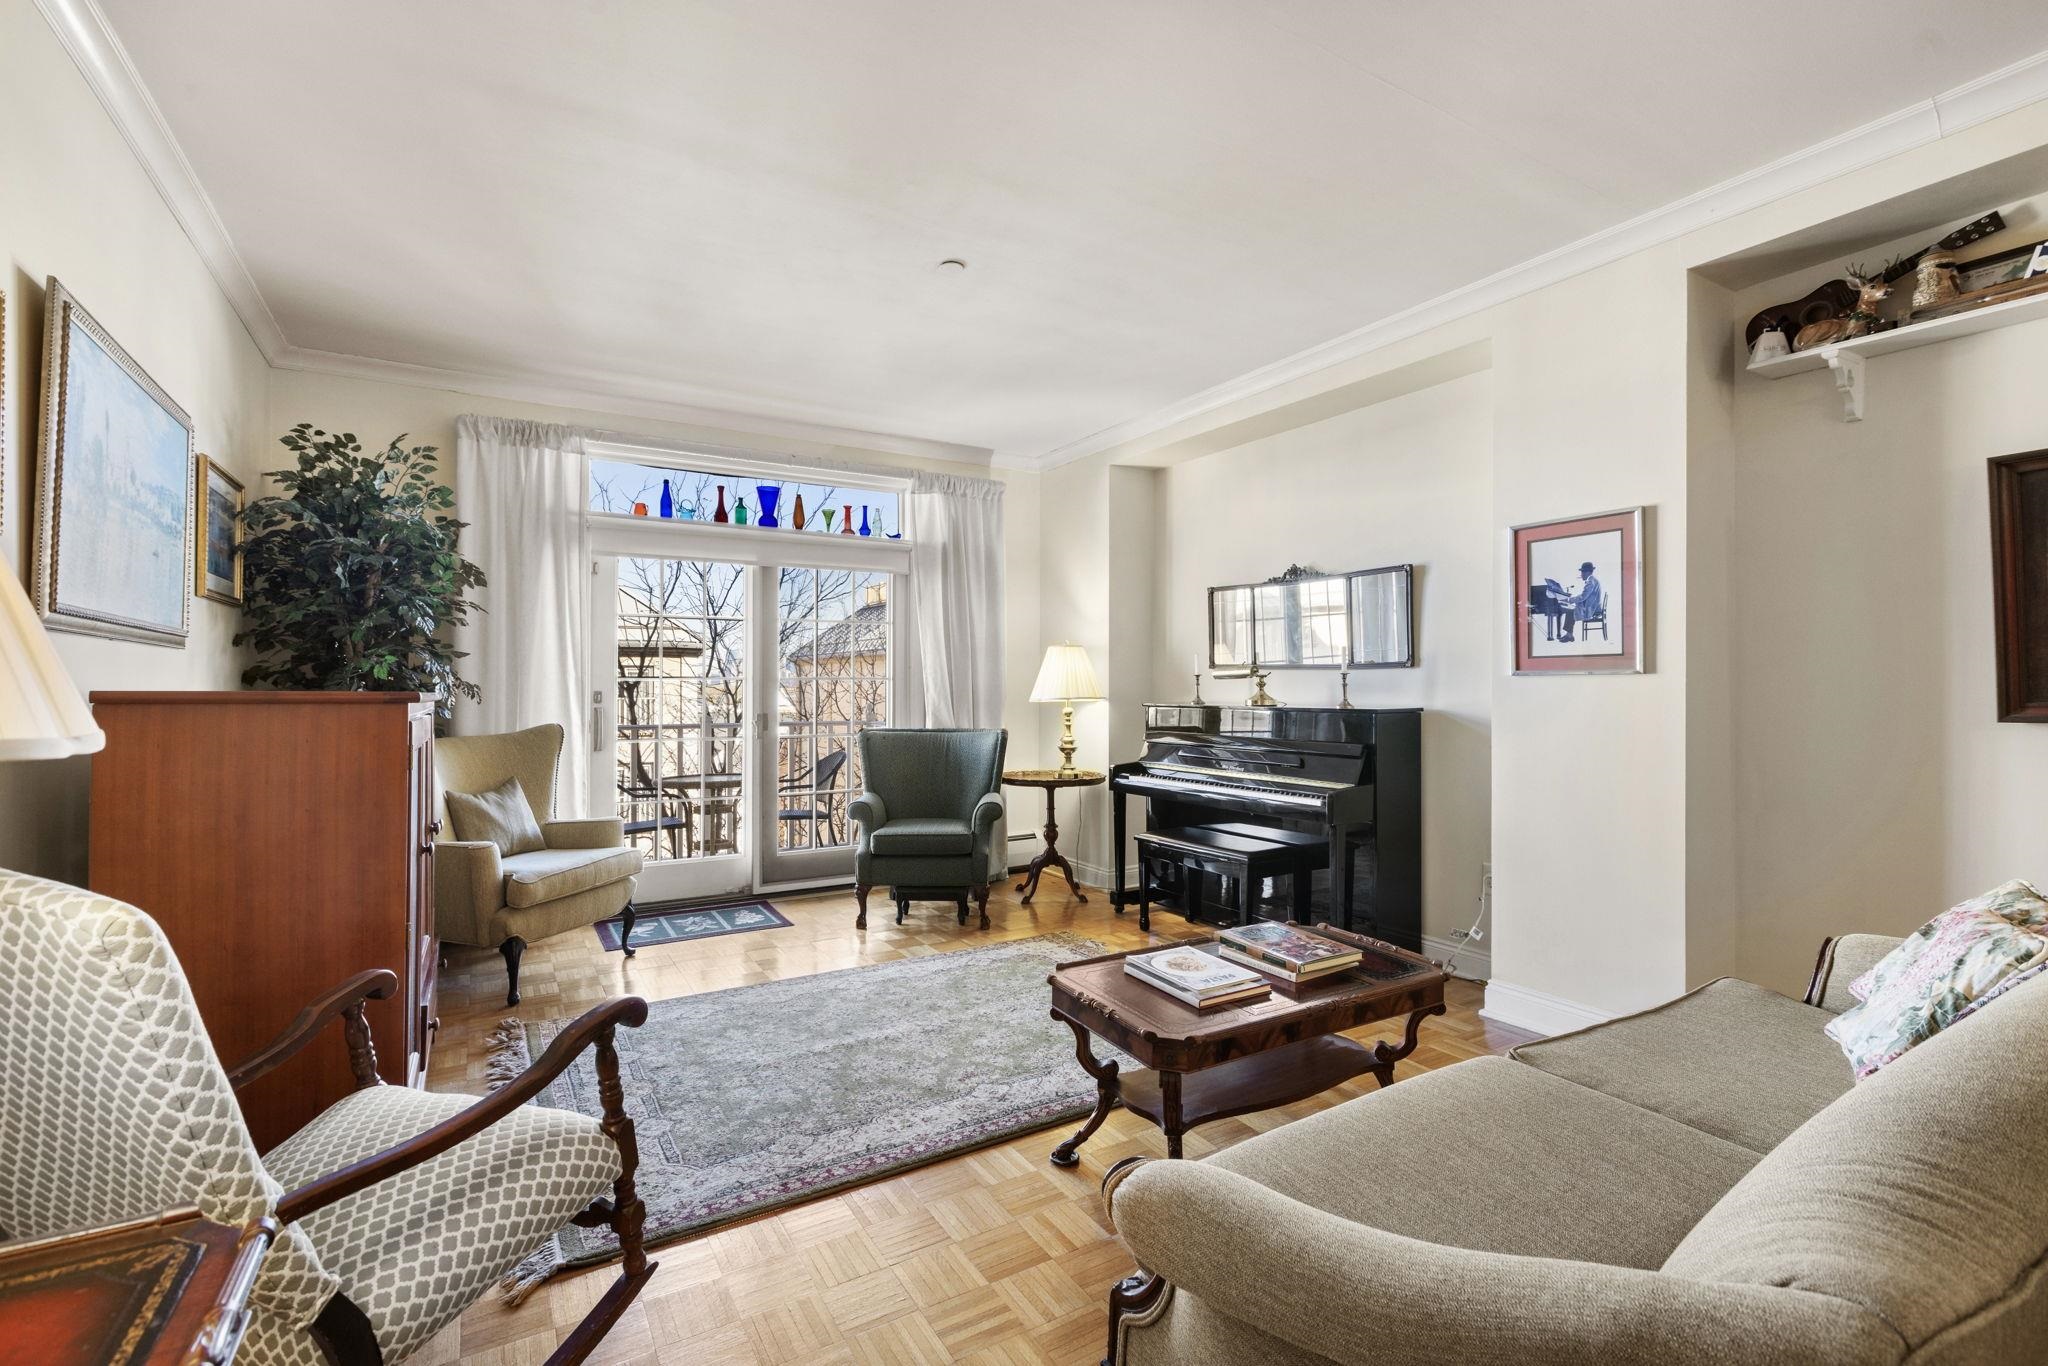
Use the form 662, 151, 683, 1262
1347, 564, 1415, 667
1209, 563, 1416, 670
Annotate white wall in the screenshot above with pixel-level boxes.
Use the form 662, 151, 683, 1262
1149, 370, 1494, 946
1, 0, 270, 882
1726, 225, 2048, 996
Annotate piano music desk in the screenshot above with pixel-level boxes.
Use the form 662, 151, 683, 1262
1046, 927, 1446, 1164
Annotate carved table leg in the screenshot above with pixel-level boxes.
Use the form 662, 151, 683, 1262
1050, 1013, 1120, 1167
1159, 1069, 1184, 1159
1017, 786, 1087, 904
1368, 1002, 1446, 1087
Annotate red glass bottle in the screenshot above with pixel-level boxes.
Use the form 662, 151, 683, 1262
713, 484, 729, 523
841, 503, 854, 534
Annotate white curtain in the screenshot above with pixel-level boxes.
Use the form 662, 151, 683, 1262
452, 415, 593, 814
903, 471, 1006, 728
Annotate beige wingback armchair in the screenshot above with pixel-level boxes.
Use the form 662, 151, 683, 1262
435, 724, 642, 1006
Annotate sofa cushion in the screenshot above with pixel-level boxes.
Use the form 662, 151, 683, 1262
870, 817, 974, 857
1208, 1056, 1760, 1270
1509, 977, 1850, 1154
446, 777, 546, 855
501, 847, 641, 908
1664, 970, 2048, 1355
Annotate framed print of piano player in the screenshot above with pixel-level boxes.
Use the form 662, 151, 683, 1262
1511, 506, 1644, 674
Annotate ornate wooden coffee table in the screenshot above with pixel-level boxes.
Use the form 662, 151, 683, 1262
1046, 926, 1446, 1164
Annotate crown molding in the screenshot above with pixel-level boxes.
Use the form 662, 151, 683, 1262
39, 0, 2048, 478
1021, 48, 2048, 472
272, 346, 994, 467
32, 0, 288, 361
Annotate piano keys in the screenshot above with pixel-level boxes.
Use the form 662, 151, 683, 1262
1109, 704, 1422, 950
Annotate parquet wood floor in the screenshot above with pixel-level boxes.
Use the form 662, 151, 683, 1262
415, 881, 1535, 1365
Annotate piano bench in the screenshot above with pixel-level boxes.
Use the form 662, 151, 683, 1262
1133, 824, 1329, 931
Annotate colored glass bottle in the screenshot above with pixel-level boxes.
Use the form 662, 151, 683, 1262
632, 501, 649, 516
791, 492, 807, 530
658, 478, 674, 519
755, 484, 781, 528
734, 497, 749, 525
858, 505, 872, 537
713, 484, 729, 523
821, 507, 836, 533
841, 503, 855, 535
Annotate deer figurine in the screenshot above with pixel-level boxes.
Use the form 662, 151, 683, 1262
1793, 272, 1889, 352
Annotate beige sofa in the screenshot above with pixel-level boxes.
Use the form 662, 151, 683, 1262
1107, 934, 2048, 1365
435, 723, 642, 1006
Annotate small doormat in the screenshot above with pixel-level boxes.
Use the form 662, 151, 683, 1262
593, 900, 790, 951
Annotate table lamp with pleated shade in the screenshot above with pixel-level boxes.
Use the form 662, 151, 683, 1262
0, 566, 103, 759
1029, 643, 1102, 777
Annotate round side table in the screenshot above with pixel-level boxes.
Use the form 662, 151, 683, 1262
1003, 768, 1106, 904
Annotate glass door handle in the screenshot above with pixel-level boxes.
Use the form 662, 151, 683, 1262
591, 690, 604, 751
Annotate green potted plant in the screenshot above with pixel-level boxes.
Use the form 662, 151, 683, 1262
236, 424, 486, 716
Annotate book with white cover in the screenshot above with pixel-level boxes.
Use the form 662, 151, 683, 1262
1123, 945, 1264, 998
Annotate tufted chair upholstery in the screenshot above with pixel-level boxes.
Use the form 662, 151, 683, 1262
433, 723, 643, 1005
849, 727, 1007, 930
0, 869, 651, 1365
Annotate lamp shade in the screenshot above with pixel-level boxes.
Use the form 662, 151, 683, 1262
0, 565, 103, 759
1029, 643, 1103, 703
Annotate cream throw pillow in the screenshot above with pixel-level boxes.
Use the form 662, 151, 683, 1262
446, 777, 545, 855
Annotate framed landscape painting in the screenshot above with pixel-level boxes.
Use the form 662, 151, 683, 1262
195, 455, 245, 604
34, 278, 193, 646
1511, 506, 1644, 674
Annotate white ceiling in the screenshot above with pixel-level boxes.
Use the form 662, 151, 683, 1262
93, 0, 2048, 461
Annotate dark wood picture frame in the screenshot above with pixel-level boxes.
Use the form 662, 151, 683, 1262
1988, 449, 2048, 722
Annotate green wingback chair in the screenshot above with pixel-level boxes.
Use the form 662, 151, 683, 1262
434, 723, 642, 1005
851, 728, 1007, 931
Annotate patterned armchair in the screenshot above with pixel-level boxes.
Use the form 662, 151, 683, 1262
434, 723, 643, 1006
851, 727, 1007, 931
0, 869, 652, 1365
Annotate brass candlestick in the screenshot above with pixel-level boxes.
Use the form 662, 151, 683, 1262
1247, 666, 1278, 707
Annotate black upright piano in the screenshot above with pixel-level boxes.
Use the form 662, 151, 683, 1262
1109, 704, 1423, 950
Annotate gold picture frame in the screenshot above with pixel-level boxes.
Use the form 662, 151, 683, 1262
34, 277, 194, 645
194, 455, 245, 605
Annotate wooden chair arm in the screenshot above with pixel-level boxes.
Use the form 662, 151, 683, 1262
226, 969, 400, 1092
274, 995, 649, 1226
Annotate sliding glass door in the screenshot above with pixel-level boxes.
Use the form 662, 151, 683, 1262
590, 556, 899, 903
594, 554, 753, 903
758, 566, 893, 884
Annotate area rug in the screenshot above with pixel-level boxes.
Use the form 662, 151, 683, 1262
491, 931, 1117, 1293
593, 899, 789, 951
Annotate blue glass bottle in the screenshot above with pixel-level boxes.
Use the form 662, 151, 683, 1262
658, 478, 674, 519
858, 505, 872, 537
755, 484, 782, 528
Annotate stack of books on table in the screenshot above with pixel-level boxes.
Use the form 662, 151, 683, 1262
1216, 922, 1362, 988
1123, 945, 1271, 1010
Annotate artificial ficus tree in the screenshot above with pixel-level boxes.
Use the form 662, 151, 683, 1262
235, 424, 486, 716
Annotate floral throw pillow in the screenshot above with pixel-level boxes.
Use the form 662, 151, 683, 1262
1847, 879, 2048, 1003
1827, 883, 2048, 1079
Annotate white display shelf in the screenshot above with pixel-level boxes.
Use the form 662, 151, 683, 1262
1746, 288, 2048, 378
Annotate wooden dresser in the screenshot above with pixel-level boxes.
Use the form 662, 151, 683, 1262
89, 692, 438, 1150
